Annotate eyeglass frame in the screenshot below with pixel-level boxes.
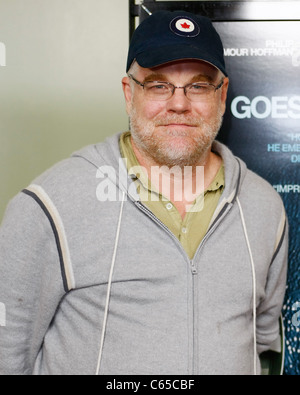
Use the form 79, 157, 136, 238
127, 74, 224, 102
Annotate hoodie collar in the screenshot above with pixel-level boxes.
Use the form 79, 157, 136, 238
72, 133, 246, 205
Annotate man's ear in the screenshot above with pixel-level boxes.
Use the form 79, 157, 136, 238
122, 77, 133, 115
220, 77, 229, 116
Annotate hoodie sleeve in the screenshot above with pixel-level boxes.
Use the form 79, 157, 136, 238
0, 191, 67, 375
256, 208, 289, 355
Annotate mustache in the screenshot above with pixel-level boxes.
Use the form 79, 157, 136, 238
154, 115, 202, 127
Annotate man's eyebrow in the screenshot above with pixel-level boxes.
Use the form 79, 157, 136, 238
143, 73, 168, 82
143, 73, 215, 83
190, 74, 214, 83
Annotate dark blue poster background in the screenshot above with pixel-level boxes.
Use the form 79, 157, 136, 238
215, 21, 300, 375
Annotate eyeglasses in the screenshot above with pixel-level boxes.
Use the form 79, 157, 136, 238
128, 74, 224, 102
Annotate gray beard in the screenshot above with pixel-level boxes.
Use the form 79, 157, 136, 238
129, 108, 224, 168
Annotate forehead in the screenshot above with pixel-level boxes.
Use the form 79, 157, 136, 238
135, 60, 221, 81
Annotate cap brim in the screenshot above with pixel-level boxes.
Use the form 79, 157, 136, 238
135, 44, 227, 76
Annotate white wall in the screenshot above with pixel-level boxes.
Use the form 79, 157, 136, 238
0, 0, 129, 220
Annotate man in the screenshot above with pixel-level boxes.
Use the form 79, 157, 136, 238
0, 11, 288, 375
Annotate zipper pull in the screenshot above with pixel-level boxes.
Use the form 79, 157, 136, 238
190, 261, 197, 275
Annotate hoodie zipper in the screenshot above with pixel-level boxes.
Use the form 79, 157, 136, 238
135, 200, 232, 272
134, 200, 233, 374
135, 201, 194, 270
189, 202, 233, 374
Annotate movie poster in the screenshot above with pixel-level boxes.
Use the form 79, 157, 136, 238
215, 21, 300, 375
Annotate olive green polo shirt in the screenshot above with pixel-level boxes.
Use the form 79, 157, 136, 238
119, 132, 225, 259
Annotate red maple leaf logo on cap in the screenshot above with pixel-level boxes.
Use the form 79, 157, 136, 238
181, 22, 190, 29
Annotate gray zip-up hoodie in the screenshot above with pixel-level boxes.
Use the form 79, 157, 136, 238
0, 133, 288, 375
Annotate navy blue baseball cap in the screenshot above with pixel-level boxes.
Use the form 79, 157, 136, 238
126, 10, 227, 76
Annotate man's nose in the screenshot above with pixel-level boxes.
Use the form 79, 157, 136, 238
166, 87, 192, 113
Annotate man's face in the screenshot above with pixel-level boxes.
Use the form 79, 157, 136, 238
122, 60, 229, 167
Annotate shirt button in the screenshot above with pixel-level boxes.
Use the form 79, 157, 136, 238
166, 203, 173, 210
182, 227, 187, 234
